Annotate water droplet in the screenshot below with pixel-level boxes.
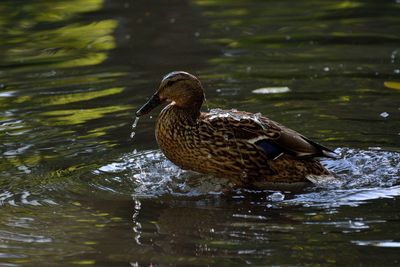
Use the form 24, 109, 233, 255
130, 117, 140, 139
268, 192, 285, 202
391, 50, 398, 63
132, 116, 140, 129
380, 112, 389, 118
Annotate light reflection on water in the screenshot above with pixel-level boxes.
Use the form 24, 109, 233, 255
352, 240, 400, 248
0, 0, 399, 265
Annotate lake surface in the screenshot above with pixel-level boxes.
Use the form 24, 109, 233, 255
0, 0, 399, 266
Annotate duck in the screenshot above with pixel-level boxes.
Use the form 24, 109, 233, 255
136, 71, 336, 186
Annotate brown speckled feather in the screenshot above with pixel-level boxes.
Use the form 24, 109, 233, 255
201, 109, 335, 159
155, 105, 332, 185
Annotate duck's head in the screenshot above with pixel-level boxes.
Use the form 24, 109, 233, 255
136, 71, 205, 117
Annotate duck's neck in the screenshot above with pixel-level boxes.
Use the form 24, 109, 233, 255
155, 104, 200, 167
159, 103, 200, 125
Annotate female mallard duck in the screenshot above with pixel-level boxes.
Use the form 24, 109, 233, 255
136, 71, 335, 186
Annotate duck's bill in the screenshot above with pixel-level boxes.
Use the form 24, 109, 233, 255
136, 94, 162, 117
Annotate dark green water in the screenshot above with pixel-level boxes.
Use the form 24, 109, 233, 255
1, 0, 400, 266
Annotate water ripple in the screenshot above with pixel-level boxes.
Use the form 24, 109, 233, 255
0, 231, 51, 243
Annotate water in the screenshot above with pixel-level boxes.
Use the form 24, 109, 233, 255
0, 0, 399, 266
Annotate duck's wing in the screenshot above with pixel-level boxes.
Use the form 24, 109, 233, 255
201, 110, 336, 160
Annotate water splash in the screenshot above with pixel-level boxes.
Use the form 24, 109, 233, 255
208, 108, 241, 121
320, 147, 400, 188
94, 150, 233, 197
207, 108, 266, 128
286, 147, 400, 208
93, 147, 399, 204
